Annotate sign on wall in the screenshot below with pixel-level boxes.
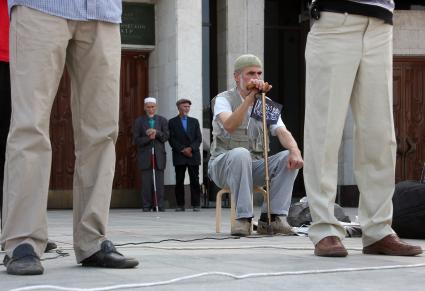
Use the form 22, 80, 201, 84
121, 2, 155, 46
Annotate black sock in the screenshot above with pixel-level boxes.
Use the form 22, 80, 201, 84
260, 213, 277, 222
237, 217, 252, 223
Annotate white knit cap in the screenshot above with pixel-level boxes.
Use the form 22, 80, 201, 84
234, 54, 262, 72
144, 97, 157, 104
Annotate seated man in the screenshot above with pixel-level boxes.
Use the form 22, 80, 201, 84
208, 54, 304, 236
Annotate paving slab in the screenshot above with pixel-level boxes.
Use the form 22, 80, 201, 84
1, 208, 425, 291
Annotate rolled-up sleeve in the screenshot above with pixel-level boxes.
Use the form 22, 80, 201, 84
270, 117, 286, 136
213, 96, 232, 121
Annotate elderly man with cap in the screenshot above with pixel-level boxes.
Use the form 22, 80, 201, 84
168, 99, 202, 212
134, 97, 169, 212
208, 54, 304, 236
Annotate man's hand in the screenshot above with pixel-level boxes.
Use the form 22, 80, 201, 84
181, 147, 193, 158
246, 80, 272, 93
146, 128, 156, 140
243, 80, 273, 106
287, 149, 304, 169
275, 127, 303, 169
220, 80, 272, 134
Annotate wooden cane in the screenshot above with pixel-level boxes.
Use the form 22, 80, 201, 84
247, 82, 273, 233
261, 91, 273, 235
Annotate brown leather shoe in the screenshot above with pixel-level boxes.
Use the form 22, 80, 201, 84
314, 236, 348, 257
363, 234, 423, 256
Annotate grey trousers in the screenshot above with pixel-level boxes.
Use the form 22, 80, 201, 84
208, 148, 298, 218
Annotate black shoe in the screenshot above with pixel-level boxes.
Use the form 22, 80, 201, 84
151, 206, 165, 212
44, 240, 57, 253
149, 207, 165, 212
142, 208, 151, 212
81, 240, 139, 268
4, 243, 44, 275
175, 207, 185, 212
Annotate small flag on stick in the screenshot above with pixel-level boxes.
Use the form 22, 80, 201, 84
251, 97, 283, 125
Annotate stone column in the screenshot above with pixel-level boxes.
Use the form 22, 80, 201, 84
149, 0, 203, 186
217, 0, 265, 92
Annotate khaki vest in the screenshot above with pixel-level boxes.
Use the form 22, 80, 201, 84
210, 88, 267, 160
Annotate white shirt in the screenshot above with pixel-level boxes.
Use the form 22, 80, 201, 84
213, 93, 286, 136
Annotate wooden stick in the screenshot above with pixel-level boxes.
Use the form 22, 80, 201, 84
261, 92, 273, 234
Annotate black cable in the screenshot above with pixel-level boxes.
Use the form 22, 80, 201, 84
114, 236, 241, 246
0, 234, 296, 266
114, 234, 297, 247
42, 249, 70, 261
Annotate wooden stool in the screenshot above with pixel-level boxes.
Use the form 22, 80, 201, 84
215, 186, 267, 233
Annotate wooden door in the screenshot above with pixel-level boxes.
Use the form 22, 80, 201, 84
49, 51, 149, 198
115, 51, 149, 191
393, 57, 425, 182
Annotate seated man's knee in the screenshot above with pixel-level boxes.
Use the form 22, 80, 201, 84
276, 150, 289, 163
228, 148, 251, 163
276, 151, 298, 174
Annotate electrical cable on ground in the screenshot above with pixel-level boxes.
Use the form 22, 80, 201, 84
127, 244, 363, 251
6, 236, 363, 253
114, 236, 242, 246
50, 237, 245, 251
46, 244, 363, 252
9, 263, 425, 291
2, 237, 423, 290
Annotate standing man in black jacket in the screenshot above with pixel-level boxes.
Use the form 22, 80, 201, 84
169, 99, 202, 211
134, 97, 169, 212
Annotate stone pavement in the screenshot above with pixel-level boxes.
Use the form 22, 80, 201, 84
1, 208, 425, 291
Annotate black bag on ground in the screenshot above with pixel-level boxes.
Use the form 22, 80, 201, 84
392, 180, 425, 239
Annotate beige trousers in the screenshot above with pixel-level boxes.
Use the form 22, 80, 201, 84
304, 12, 396, 247
1, 6, 121, 262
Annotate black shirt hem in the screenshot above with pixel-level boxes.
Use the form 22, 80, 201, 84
317, 0, 393, 24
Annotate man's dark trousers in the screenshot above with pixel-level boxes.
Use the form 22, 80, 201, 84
0, 61, 11, 214
168, 114, 202, 208
175, 165, 200, 208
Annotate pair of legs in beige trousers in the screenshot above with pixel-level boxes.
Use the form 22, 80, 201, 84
304, 12, 396, 247
1, 6, 121, 262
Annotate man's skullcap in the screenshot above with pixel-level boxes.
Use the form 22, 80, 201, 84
144, 97, 157, 104
234, 54, 263, 72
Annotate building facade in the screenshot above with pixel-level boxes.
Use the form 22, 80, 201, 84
47, 0, 425, 208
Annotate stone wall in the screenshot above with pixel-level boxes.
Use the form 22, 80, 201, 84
393, 10, 425, 55
216, 0, 264, 92
149, 0, 203, 186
